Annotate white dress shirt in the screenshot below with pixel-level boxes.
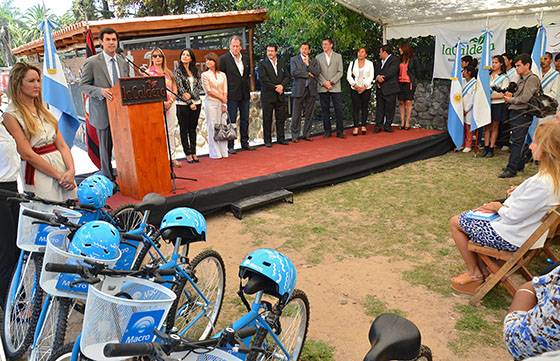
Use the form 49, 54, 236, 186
381, 54, 391, 69
103, 51, 121, 85
231, 51, 244, 76
269, 57, 278, 75
491, 173, 560, 247
542, 67, 560, 101
507, 67, 520, 84
490, 72, 509, 105
325, 52, 332, 66
0, 116, 20, 182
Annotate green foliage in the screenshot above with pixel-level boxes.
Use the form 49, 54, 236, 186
363, 294, 406, 318
300, 339, 335, 361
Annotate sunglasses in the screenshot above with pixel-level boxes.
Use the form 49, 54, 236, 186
152, 54, 164, 58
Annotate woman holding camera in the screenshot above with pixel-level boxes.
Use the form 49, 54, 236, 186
483, 55, 509, 157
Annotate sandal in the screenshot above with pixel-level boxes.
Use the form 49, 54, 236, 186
172, 160, 182, 168
451, 272, 484, 285
352, 127, 359, 136
451, 279, 483, 295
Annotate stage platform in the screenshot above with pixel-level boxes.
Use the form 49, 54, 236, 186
107, 126, 452, 219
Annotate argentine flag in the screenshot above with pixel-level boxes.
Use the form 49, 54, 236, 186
472, 30, 492, 131
447, 42, 465, 148
527, 25, 548, 142
40, 19, 80, 147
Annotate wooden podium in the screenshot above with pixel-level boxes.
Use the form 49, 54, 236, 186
107, 76, 172, 199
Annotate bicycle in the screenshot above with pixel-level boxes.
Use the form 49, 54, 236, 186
363, 313, 432, 361
51, 248, 309, 361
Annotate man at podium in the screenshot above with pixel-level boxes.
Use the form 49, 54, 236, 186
79, 27, 130, 182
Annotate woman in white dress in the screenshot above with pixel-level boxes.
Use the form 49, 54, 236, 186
3, 62, 76, 201
461, 65, 477, 153
201, 53, 228, 159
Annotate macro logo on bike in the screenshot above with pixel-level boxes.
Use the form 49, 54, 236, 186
121, 309, 165, 344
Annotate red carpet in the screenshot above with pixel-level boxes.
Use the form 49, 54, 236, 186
108, 126, 443, 208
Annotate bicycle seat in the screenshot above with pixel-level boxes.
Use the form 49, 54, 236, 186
363, 313, 421, 361
242, 272, 279, 298
134, 193, 167, 212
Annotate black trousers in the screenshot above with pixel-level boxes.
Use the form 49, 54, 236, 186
350, 89, 372, 127
177, 104, 201, 155
0, 181, 20, 306
505, 110, 532, 173
375, 90, 397, 128
291, 87, 316, 139
227, 99, 250, 149
262, 98, 287, 144
319, 92, 344, 135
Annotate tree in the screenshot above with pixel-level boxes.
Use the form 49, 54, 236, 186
21, 4, 59, 43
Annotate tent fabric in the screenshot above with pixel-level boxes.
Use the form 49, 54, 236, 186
335, 0, 560, 39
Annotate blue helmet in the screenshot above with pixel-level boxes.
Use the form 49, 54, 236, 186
239, 248, 297, 300
77, 181, 108, 209
69, 221, 121, 260
82, 175, 114, 198
160, 207, 206, 242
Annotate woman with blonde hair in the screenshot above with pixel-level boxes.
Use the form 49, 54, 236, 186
449, 120, 560, 295
2, 62, 76, 201
201, 53, 228, 159
147, 48, 181, 167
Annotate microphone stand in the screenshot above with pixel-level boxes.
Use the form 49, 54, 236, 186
117, 51, 197, 192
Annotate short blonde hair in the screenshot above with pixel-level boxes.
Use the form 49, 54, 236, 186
535, 121, 560, 195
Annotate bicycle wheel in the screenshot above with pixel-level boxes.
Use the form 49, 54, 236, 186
110, 204, 143, 232
1, 252, 44, 359
167, 249, 226, 340
29, 296, 71, 361
247, 289, 310, 361
415, 345, 433, 361
50, 342, 91, 361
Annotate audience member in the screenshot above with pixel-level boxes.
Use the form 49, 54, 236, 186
502, 122, 560, 361
79, 27, 129, 181
541, 52, 559, 108
147, 48, 181, 167
397, 43, 418, 130
483, 55, 509, 157
374, 45, 400, 133
316, 38, 345, 138
0, 88, 20, 306
175, 48, 202, 163
290, 42, 320, 142
258, 44, 290, 147
555, 53, 560, 72
3, 62, 76, 200
500, 54, 541, 178
503, 53, 520, 83
461, 65, 477, 153
450, 121, 560, 295
499, 52, 517, 150
461, 55, 475, 70
347, 47, 374, 136
219, 35, 253, 153
201, 53, 229, 159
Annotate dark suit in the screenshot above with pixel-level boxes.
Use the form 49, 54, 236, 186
374, 54, 400, 129
290, 54, 320, 139
258, 57, 290, 144
219, 52, 251, 149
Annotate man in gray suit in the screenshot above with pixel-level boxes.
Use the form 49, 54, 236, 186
316, 38, 345, 138
290, 42, 320, 142
79, 28, 129, 181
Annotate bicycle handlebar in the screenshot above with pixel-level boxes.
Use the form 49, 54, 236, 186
22, 209, 57, 224
104, 342, 155, 357
122, 233, 144, 242
1, 189, 97, 211
45, 263, 86, 274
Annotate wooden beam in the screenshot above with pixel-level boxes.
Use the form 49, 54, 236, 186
247, 26, 255, 91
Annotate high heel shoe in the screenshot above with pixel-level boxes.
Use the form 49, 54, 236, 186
352, 127, 359, 136
193, 156, 200, 163
361, 126, 367, 135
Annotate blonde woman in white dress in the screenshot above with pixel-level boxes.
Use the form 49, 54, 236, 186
201, 53, 229, 159
3, 62, 76, 201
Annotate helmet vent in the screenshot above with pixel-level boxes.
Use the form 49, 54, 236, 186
92, 224, 100, 228
84, 243, 91, 247
263, 261, 271, 267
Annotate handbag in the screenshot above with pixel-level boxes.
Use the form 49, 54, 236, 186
528, 90, 558, 118
213, 111, 237, 141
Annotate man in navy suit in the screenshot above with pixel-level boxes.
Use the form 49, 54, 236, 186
258, 44, 291, 147
374, 44, 400, 133
219, 35, 254, 153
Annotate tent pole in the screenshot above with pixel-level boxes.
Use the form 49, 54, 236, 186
382, 24, 387, 44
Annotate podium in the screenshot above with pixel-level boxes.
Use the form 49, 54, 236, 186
107, 76, 172, 199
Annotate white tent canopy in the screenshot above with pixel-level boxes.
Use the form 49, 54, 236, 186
335, 0, 560, 40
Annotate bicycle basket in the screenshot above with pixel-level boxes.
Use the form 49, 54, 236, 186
40, 229, 121, 299
80, 276, 176, 361
17, 202, 82, 252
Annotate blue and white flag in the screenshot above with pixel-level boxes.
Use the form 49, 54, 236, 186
447, 42, 465, 148
471, 30, 492, 131
40, 19, 80, 147
527, 25, 548, 142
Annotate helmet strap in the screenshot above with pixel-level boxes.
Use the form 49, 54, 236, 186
237, 279, 252, 312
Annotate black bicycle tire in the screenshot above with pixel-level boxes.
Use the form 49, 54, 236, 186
1, 252, 44, 359
165, 249, 226, 340
110, 204, 142, 232
416, 344, 433, 361
30, 296, 71, 361
50, 342, 92, 361
246, 289, 310, 361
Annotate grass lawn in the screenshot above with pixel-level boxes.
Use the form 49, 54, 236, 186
234, 150, 540, 360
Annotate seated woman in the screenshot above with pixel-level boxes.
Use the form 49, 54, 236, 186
449, 120, 560, 294
3, 62, 76, 201
504, 264, 560, 360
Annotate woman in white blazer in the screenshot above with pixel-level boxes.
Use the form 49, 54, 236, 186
449, 121, 560, 295
347, 47, 374, 135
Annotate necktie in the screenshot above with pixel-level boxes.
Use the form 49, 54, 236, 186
110, 58, 119, 86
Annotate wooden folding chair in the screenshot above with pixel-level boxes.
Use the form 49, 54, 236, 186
467, 206, 560, 305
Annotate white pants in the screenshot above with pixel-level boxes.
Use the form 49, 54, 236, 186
205, 99, 228, 159
165, 101, 179, 160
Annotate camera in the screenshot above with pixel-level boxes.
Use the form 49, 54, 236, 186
491, 82, 517, 94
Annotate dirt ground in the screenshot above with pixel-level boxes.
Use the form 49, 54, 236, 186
183, 213, 511, 361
